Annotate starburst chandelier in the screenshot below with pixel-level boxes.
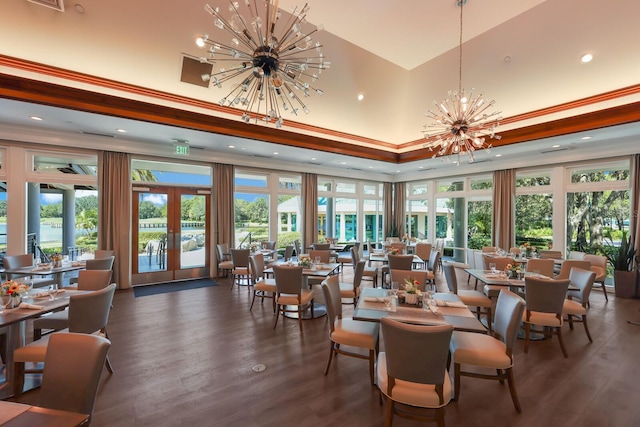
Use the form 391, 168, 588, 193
422, 0, 501, 164
195, 0, 330, 128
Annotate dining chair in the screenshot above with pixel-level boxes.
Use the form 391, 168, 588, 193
465, 248, 476, 285
3, 254, 55, 288
339, 260, 365, 304
94, 249, 115, 259
526, 258, 555, 278
352, 246, 378, 287
248, 253, 277, 312
555, 260, 591, 280
582, 254, 608, 302
414, 243, 432, 269
216, 243, 233, 278
33, 269, 114, 340
425, 250, 442, 289
308, 249, 331, 263
38, 333, 111, 423
443, 263, 492, 333
283, 245, 294, 262
386, 242, 406, 254
69, 256, 115, 285
563, 267, 596, 342
337, 242, 355, 272
509, 247, 521, 255
312, 243, 331, 250
539, 250, 563, 259
450, 289, 526, 412
567, 251, 586, 260
321, 275, 379, 384
382, 254, 413, 287
482, 246, 497, 253
522, 276, 571, 358
293, 240, 301, 260
377, 318, 453, 427
272, 265, 314, 332
260, 240, 276, 250
13, 283, 117, 396
389, 269, 429, 292
230, 248, 251, 290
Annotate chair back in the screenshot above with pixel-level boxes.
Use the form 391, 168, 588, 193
567, 267, 596, 304
483, 255, 512, 272
493, 290, 526, 355
539, 250, 563, 259
294, 240, 301, 258
583, 254, 607, 281
381, 318, 453, 385
313, 243, 331, 250
76, 270, 113, 291
386, 237, 401, 244
428, 250, 441, 271
261, 240, 276, 250
284, 245, 294, 261
273, 265, 304, 296
526, 258, 555, 278
482, 246, 497, 253
321, 275, 342, 333
352, 260, 365, 288
216, 243, 230, 262
86, 256, 115, 271
474, 250, 485, 270
3, 254, 34, 280
386, 243, 406, 254
40, 333, 111, 421
309, 250, 331, 263
388, 254, 413, 270
556, 260, 591, 280
390, 269, 428, 292
230, 249, 250, 268
414, 243, 432, 261
443, 263, 458, 293
509, 247, 521, 255
94, 250, 115, 259
248, 253, 265, 283
69, 283, 116, 334
466, 248, 476, 269
351, 246, 360, 264
524, 277, 569, 315
568, 251, 586, 260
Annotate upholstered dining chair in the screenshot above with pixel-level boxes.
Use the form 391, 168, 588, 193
339, 260, 365, 304
216, 243, 233, 278
377, 319, 453, 427
450, 289, 526, 413
522, 276, 571, 358
482, 246, 497, 253
13, 283, 116, 396
555, 260, 591, 280
539, 250, 563, 259
443, 263, 492, 333
526, 258, 555, 278
414, 243, 432, 269
3, 254, 55, 288
33, 269, 114, 340
321, 275, 379, 384
352, 246, 378, 287
38, 333, 111, 423
230, 248, 251, 290
308, 249, 331, 263
382, 254, 413, 287
94, 249, 115, 259
312, 243, 331, 250
272, 265, 314, 332
69, 256, 115, 285
582, 254, 608, 302
293, 240, 301, 260
425, 250, 442, 290
248, 253, 277, 312
283, 245, 294, 262
563, 267, 596, 342
337, 242, 356, 272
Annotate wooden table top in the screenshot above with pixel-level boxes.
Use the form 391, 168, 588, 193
0, 401, 88, 427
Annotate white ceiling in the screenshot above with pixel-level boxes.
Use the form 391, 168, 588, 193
0, 0, 639, 179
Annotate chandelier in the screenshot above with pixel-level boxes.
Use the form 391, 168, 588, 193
422, 0, 501, 164
195, 1, 330, 128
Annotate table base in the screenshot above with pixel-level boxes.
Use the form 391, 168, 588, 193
283, 303, 327, 319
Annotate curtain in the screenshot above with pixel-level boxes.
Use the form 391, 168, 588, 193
213, 163, 234, 277
631, 154, 640, 269
384, 182, 393, 238
492, 169, 516, 251
393, 182, 406, 238
302, 173, 318, 250
98, 151, 131, 289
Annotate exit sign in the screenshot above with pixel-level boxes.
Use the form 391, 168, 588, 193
174, 144, 190, 156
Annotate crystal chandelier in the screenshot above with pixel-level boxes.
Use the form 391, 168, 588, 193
195, 1, 330, 128
422, 0, 501, 164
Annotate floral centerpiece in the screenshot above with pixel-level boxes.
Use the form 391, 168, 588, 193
1, 280, 30, 308
298, 255, 312, 268
388, 247, 399, 255
505, 262, 523, 279
403, 277, 421, 304
519, 242, 537, 258
50, 253, 63, 267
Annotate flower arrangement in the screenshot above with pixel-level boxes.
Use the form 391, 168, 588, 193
403, 277, 421, 294
1, 280, 29, 297
298, 255, 312, 268
505, 262, 523, 278
519, 243, 537, 257
388, 247, 399, 255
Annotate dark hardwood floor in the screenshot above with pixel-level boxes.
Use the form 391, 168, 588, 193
15, 265, 640, 426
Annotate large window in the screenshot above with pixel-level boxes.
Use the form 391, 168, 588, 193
515, 170, 553, 250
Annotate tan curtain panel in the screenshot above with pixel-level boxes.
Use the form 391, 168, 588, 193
631, 154, 640, 268
302, 173, 318, 250
393, 182, 406, 237
492, 169, 516, 251
213, 163, 234, 277
384, 182, 393, 237
98, 151, 131, 289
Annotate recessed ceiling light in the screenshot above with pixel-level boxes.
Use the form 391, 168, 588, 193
116, 128, 126, 133
30, 116, 43, 121
581, 136, 592, 140
74, 3, 85, 13
340, 161, 347, 165
195, 37, 205, 48
552, 144, 561, 148
311, 157, 316, 160
581, 53, 593, 63
368, 166, 373, 169
495, 154, 502, 157
395, 170, 400, 173
419, 166, 424, 169
357, 94, 364, 101
273, 152, 278, 155
228, 145, 235, 148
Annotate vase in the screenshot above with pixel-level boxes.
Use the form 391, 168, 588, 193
405, 293, 418, 305
10, 294, 22, 308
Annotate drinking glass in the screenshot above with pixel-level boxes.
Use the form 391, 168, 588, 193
383, 295, 392, 311
49, 284, 59, 301
314, 256, 321, 266
0, 295, 10, 314
489, 262, 497, 273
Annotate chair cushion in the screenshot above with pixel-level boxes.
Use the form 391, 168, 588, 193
218, 261, 234, 269
233, 267, 249, 274
562, 299, 586, 316
450, 331, 511, 369
337, 255, 352, 264
458, 290, 491, 308
332, 318, 379, 349
590, 266, 606, 281
33, 310, 69, 331
523, 311, 562, 327
254, 279, 276, 292
277, 289, 314, 305
339, 282, 359, 299
14, 333, 53, 363
483, 285, 503, 298
376, 352, 452, 408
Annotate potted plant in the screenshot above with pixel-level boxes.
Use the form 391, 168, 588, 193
604, 230, 637, 298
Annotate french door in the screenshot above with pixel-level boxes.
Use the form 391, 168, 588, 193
132, 186, 210, 285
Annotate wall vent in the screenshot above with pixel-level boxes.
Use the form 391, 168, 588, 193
81, 131, 115, 138
540, 147, 569, 154
27, 0, 65, 12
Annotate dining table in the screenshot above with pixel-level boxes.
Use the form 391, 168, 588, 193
264, 261, 340, 319
0, 289, 86, 399
3, 261, 87, 289
368, 252, 424, 268
465, 268, 578, 298
353, 288, 487, 333
0, 401, 88, 426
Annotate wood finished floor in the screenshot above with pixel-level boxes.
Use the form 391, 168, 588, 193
16, 266, 640, 426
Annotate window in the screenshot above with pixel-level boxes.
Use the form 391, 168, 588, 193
515, 170, 552, 250
131, 159, 211, 185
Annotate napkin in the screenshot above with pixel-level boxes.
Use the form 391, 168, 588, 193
363, 297, 385, 302
435, 300, 468, 308
72, 261, 86, 267
485, 274, 505, 279
34, 289, 66, 298
19, 302, 45, 310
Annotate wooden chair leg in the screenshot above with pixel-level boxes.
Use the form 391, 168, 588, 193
582, 315, 593, 343
601, 283, 609, 301
506, 367, 522, 413
324, 342, 335, 375
556, 327, 568, 358
454, 363, 461, 400
523, 323, 530, 353
105, 355, 114, 374
368, 349, 375, 385
13, 362, 25, 397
